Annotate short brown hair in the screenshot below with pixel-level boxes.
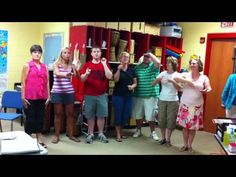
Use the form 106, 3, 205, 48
92, 45, 101, 51
166, 56, 178, 71
30, 44, 42, 54
189, 58, 203, 72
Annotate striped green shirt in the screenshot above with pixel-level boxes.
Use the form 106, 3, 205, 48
133, 62, 160, 97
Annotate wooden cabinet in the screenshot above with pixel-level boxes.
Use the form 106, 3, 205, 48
69, 25, 183, 127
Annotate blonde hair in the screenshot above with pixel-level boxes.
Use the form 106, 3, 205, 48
118, 51, 130, 61
54, 47, 72, 66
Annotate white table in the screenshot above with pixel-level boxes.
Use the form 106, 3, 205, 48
0, 131, 48, 155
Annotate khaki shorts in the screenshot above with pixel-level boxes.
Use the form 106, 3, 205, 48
84, 93, 108, 119
158, 100, 179, 129
132, 97, 158, 121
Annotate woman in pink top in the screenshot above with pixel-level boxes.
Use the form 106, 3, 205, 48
174, 55, 212, 153
21, 45, 50, 148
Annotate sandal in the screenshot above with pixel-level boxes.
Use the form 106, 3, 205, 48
159, 139, 166, 145
116, 138, 122, 142
51, 136, 60, 144
39, 142, 47, 148
69, 136, 80, 143
121, 135, 127, 139
188, 147, 194, 153
179, 146, 188, 152
165, 141, 172, 147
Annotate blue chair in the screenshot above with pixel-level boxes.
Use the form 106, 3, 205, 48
0, 91, 24, 132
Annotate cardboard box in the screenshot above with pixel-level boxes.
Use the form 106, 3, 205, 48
160, 26, 182, 38
154, 47, 162, 57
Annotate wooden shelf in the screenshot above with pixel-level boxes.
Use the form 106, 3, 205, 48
70, 25, 183, 126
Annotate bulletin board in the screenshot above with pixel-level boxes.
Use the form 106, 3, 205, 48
0, 30, 8, 94
43, 32, 64, 66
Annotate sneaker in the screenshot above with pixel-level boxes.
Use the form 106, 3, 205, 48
86, 134, 94, 144
133, 129, 142, 138
98, 133, 109, 143
150, 131, 159, 141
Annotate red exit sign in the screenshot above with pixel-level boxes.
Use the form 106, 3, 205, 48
221, 22, 234, 28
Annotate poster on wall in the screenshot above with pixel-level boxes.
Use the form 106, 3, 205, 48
0, 30, 8, 95
43, 32, 64, 70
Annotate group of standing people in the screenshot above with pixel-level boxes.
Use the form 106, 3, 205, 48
112, 52, 212, 153
21, 44, 112, 147
21, 44, 213, 153
155, 54, 212, 153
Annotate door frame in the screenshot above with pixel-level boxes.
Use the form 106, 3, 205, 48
204, 33, 236, 131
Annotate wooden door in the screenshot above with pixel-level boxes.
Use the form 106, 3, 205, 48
204, 39, 236, 133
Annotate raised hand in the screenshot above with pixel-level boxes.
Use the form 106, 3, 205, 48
117, 64, 123, 70
65, 72, 73, 78
128, 85, 134, 91
73, 43, 81, 70
74, 43, 78, 50
101, 57, 107, 65
85, 68, 91, 76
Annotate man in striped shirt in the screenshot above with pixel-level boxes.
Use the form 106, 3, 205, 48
132, 51, 161, 141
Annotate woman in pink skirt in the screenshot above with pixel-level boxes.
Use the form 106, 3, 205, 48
174, 55, 212, 153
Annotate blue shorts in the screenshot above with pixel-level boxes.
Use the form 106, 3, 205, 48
51, 93, 75, 105
84, 93, 108, 119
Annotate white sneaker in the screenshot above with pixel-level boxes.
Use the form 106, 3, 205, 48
133, 129, 142, 138
150, 131, 159, 141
